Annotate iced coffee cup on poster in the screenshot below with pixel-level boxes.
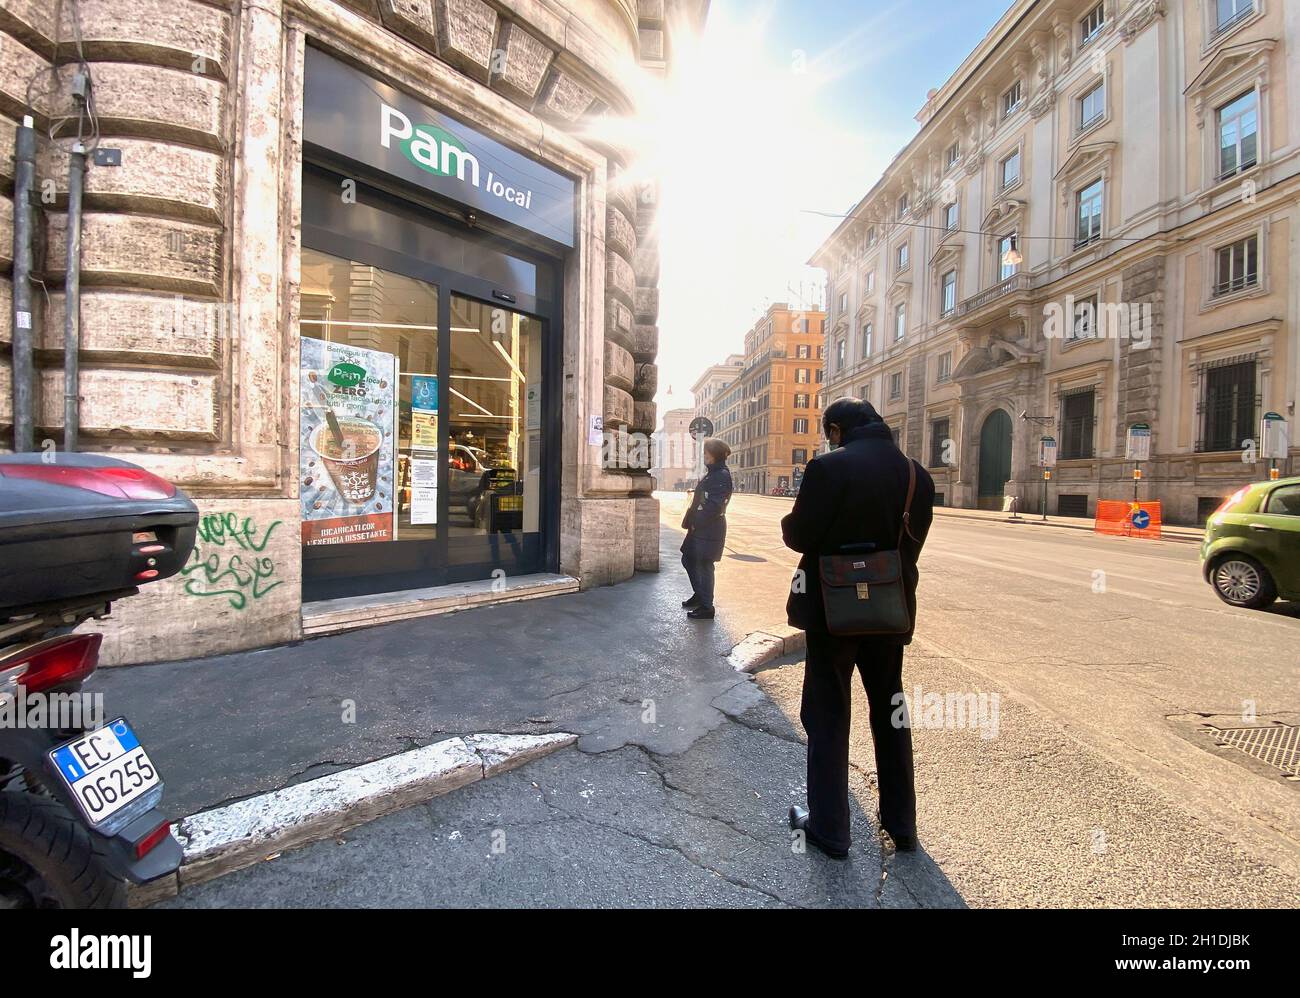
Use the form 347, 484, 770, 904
311, 416, 383, 504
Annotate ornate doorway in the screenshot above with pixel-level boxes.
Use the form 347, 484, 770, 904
977, 408, 1013, 510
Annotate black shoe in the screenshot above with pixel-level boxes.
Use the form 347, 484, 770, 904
686, 606, 715, 619
886, 830, 919, 852
788, 805, 849, 859
681, 595, 700, 608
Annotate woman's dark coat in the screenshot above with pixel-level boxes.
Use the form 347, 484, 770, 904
681, 462, 732, 563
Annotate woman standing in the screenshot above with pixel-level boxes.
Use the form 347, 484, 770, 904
680, 438, 733, 619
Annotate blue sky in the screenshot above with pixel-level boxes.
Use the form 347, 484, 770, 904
653, 0, 1012, 412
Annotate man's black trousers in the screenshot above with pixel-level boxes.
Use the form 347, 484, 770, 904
800, 631, 916, 851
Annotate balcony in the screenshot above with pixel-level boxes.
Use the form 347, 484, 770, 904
956, 273, 1030, 319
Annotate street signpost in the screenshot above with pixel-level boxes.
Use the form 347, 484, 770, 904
1126, 422, 1151, 501
688, 416, 714, 485
1038, 435, 1057, 522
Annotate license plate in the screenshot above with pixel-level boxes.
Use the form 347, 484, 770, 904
48, 718, 162, 831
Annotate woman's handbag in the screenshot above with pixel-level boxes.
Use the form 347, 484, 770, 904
817, 459, 918, 636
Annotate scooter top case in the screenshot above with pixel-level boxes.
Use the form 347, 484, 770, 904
0, 454, 198, 614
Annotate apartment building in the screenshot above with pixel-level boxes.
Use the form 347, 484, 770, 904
711, 304, 826, 494
651, 406, 697, 491
690, 354, 745, 428
812, 0, 1299, 522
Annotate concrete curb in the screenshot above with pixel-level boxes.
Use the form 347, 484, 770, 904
129, 732, 576, 906
932, 506, 1202, 544
726, 627, 807, 673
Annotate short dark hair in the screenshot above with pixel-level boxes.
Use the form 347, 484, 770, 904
822, 396, 881, 436
702, 437, 731, 462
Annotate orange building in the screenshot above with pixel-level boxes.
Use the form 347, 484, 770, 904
713, 304, 827, 494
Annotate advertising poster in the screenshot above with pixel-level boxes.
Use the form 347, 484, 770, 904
410, 456, 438, 525
411, 375, 439, 450
300, 336, 397, 545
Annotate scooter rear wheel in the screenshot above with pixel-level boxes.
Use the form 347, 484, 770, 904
0, 791, 126, 909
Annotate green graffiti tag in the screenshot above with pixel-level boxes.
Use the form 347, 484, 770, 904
180, 513, 285, 610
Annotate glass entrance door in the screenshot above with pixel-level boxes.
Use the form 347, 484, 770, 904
444, 294, 545, 576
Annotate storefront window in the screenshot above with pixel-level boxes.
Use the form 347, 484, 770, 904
300, 247, 440, 542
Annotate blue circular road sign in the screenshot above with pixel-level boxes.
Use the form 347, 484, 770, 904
1131, 509, 1151, 530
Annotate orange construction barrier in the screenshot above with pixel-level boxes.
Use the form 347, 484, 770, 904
1094, 500, 1163, 539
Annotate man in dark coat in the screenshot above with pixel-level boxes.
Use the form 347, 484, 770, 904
781, 397, 934, 857
680, 437, 733, 620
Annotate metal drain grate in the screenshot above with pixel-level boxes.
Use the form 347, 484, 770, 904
1205, 723, 1300, 779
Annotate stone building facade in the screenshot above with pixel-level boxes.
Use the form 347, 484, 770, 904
1, 0, 706, 663
813, 0, 1298, 522
649, 405, 694, 490
711, 303, 826, 495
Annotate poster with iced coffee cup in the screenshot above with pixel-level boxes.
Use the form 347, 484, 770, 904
300, 337, 397, 545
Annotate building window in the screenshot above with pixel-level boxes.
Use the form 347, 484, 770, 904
858, 384, 870, 403
792, 448, 808, 465
1070, 294, 1099, 340
896, 242, 910, 272
944, 201, 959, 231
867, 226, 876, 246
889, 372, 903, 400
1000, 149, 1021, 189
835, 339, 846, 370
838, 290, 848, 313
1002, 81, 1023, 118
816, 369, 825, 383
862, 322, 873, 359
794, 393, 809, 409
1213, 235, 1259, 296
929, 418, 951, 468
866, 270, 875, 294
897, 192, 910, 218
795, 368, 810, 383
1079, 3, 1105, 46
937, 352, 952, 383
940, 270, 957, 316
817, 344, 826, 359
997, 233, 1019, 281
1199, 358, 1257, 452
1215, 0, 1255, 36
894, 303, 906, 341
793, 418, 809, 434
1217, 90, 1258, 180
1060, 389, 1096, 459
945, 141, 960, 168
1079, 80, 1105, 129
1076, 178, 1104, 247
796, 344, 810, 359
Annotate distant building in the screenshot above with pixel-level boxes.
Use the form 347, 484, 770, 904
652, 407, 697, 491
690, 354, 744, 430
710, 304, 827, 494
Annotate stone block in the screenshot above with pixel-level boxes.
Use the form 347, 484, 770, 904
536, 69, 595, 122
87, 499, 302, 665
631, 399, 655, 434
638, 27, 664, 62
603, 382, 633, 428
606, 250, 635, 309
634, 285, 658, 323
75, 0, 232, 78
605, 204, 636, 259
493, 20, 553, 101
0, 276, 10, 347
435, 0, 498, 83
633, 361, 657, 400
71, 63, 226, 146
38, 366, 219, 440
0, 193, 11, 270
633, 244, 659, 285
633, 494, 659, 572
604, 340, 635, 393
631, 322, 657, 359
606, 296, 633, 348
638, 0, 665, 26
42, 290, 221, 365
0, 37, 49, 117
378, 0, 437, 51
42, 139, 224, 223
48, 212, 223, 296
0, 114, 16, 181
0, 0, 58, 43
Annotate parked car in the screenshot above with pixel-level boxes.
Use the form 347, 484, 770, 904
1199, 475, 1300, 609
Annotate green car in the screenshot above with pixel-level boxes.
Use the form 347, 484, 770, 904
1200, 475, 1300, 609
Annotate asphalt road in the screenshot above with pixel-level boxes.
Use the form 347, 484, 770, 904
161, 494, 1299, 908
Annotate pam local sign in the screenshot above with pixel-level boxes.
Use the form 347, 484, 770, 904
303, 46, 575, 247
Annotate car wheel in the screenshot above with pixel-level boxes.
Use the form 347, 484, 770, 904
1211, 555, 1278, 610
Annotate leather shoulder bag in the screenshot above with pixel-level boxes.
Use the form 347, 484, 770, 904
817, 458, 918, 636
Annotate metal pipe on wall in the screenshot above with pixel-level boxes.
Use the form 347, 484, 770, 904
11, 115, 37, 453
63, 143, 88, 453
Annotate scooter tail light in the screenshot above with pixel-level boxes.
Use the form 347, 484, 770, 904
135, 820, 173, 860
7, 633, 103, 694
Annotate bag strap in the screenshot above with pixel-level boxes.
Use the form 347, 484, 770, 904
896, 458, 917, 549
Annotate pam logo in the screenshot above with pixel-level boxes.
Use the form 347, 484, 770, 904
327, 362, 366, 387
381, 105, 480, 185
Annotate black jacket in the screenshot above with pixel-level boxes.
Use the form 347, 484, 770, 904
681, 462, 732, 562
781, 423, 934, 642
